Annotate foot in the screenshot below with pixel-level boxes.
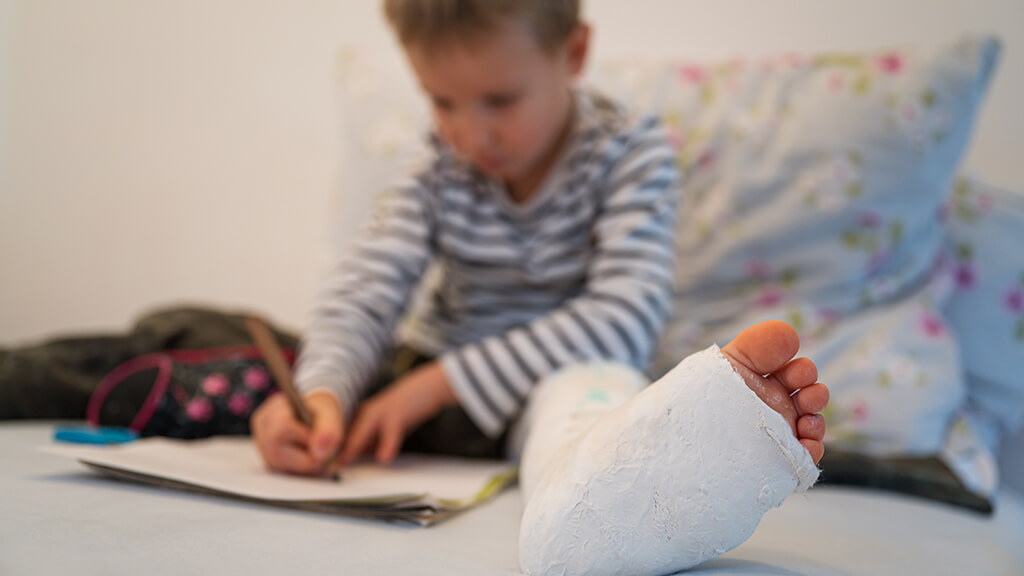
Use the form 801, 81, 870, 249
721, 320, 829, 465
519, 324, 827, 576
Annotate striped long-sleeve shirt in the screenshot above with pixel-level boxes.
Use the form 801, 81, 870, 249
295, 89, 681, 437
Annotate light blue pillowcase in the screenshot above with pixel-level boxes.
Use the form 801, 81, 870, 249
593, 36, 1002, 456
945, 175, 1024, 445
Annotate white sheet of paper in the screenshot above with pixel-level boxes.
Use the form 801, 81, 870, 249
41, 437, 514, 503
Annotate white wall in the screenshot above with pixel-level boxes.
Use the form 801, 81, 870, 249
3, 0, 1023, 344
1, 0, 12, 275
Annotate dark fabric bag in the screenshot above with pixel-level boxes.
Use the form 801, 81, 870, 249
85, 345, 291, 439
1, 305, 502, 455
0, 306, 298, 426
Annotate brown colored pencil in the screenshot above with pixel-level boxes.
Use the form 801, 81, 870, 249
246, 315, 340, 481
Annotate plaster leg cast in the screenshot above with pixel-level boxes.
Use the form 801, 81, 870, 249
519, 345, 820, 576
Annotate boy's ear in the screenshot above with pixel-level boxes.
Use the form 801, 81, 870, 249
566, 23, 591, 77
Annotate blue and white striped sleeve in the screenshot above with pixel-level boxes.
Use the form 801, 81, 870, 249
440, 120, 681, 437
294, 175, 437, 421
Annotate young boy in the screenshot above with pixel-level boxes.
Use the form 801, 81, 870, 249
252, 1, 828, 573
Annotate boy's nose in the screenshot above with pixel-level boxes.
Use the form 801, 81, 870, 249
454, 110, 494, 157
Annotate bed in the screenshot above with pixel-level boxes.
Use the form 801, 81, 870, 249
2, 421, 1022, 575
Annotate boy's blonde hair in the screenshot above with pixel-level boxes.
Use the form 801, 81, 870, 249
383, 0, 580, 52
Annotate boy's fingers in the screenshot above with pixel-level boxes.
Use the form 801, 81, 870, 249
376, 418, 404, 464
306, 392, 344, 461
253, 395, 295, 438
251, 393, 283, 429
341, 409, 380, 466
276, 412, 312, 442
257, 409, 309, 457
255, 418, 309, 472
269, 444, 320, 476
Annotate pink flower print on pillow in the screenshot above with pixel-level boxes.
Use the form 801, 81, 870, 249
828, 72, 846, 93
1005, 283, 1024, 342
745, 259, 772, 281
977, 192, 995, 215
696, 149, 716, 171
1004, 286, 1023, 314
888, 91, 952, 151
781, 51, 805, 68
739, 259, 801, 309
879, 355, 928, 389
954, 261, 976, 291
243, 365, 271, 391
679, 64, 707, 84
875, 53, 905, 75
754, 286, 786, 308
202, 373, 230, 397
852, 399, 871, 423
919, 308, 948, 339
858, 210, 883, 229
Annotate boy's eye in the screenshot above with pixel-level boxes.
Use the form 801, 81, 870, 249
432, 97, 454, 112
485, 92, 521, 109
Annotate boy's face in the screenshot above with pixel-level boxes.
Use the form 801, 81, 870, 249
404, 21, 588, 187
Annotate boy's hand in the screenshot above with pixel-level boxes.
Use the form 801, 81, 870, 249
340, 361, 458, 466
251, 390, 345, 476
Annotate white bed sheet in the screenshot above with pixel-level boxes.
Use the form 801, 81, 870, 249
3, 422, 1021, 576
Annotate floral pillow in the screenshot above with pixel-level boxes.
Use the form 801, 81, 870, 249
335, 37, 1002, 461
591, 36, 1001, 457
944, 176, 1024, 447
334, 49, 432, 240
